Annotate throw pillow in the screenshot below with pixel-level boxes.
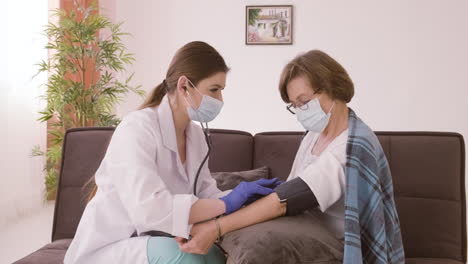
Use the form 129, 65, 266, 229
220, 212, 344, 264
211, 166, 270, 191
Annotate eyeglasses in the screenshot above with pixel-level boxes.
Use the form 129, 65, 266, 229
286, 92, 319, 115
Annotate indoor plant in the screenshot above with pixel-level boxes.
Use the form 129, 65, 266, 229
32, 2, 144, 200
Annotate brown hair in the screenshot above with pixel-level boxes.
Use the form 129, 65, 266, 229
138, 41, 230, 109
279, 50, 354, 103
84, 41, 229, 203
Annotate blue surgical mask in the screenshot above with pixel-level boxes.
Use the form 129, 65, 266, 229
185, 79, 224, 123
296, 97, 335, 133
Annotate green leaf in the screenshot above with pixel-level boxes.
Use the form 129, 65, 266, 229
35, 0, 142, 200
31, 145, 45, 157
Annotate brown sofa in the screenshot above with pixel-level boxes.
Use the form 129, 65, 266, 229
14, 127, 466, 264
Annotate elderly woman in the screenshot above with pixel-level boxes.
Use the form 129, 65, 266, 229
176, 50, 405, 264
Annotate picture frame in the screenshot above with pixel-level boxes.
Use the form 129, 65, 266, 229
245, 5, 293, 45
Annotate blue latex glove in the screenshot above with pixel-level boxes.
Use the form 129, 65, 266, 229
220, 178, 284, 214
245, 178, 284, 205
254, 178, 284, 188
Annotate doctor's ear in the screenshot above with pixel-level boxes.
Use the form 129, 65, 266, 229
176, 76, 189, 94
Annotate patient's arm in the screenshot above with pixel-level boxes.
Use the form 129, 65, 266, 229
178, 177, 319, 254
178, 192, 286, 254
218, 192, 287, 235
188, 199, 226, 224
217, 177, 318, 234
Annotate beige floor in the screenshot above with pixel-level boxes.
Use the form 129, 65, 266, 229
0, 201, 55, 264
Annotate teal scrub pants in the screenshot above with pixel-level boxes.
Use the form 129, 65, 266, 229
146, 237, 226, 264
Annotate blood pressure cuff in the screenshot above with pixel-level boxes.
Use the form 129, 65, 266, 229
274, 177, 319, 216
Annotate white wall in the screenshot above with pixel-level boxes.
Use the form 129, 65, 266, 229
113, 0, 468, 137
0, 0, 48, 227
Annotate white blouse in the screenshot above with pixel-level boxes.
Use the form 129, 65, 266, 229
287, 129, 348, 239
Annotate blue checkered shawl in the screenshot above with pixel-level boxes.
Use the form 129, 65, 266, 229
344, 109, 405, 263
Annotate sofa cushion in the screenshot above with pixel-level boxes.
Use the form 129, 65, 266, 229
211, 166, 269, 191
253, 132, 304, 181
220, 212, 343, 264
377, 132, 466, 262
53, 128, 115, 241
208, 129, 254, 173
13, 239, 71, 264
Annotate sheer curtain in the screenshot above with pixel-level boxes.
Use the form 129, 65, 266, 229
0, 0, 49, 228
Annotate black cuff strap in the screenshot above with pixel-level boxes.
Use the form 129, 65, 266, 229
274, 177, 319, 216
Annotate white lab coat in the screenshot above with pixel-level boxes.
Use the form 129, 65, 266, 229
286, 129, 348, 239
64, 95, 228, 264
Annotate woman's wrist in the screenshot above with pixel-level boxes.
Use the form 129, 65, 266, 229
218, 217, 227, 236
217, 198, 227, 215
214, 217, 222, 242
271, 192, 287, 216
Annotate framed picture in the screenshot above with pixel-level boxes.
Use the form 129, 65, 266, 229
246, 5, 293, 45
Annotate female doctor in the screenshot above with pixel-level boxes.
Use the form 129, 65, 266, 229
64, 41, 281, 264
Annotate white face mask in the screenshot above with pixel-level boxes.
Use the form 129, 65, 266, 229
184, 78, 224, 123
296, 96, 335, 133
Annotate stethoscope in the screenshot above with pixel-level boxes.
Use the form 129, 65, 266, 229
193, 121, 212, 195
192, 126, 309, 196
175, 81, 213, 196
134, 122, 212, 239
191, 122, 229, 256
139, 123, 211, 239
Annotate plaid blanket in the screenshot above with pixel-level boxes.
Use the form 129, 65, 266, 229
344, 109, 405, 263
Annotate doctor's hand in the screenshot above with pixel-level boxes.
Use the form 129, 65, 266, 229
219, 178, 283, 214
175, 220, 217, 255
245, 178, 284, 205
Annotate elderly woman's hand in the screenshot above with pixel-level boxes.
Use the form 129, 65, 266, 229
175, 219, 218, 255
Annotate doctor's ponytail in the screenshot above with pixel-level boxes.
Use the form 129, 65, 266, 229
138, 81, 168, 109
